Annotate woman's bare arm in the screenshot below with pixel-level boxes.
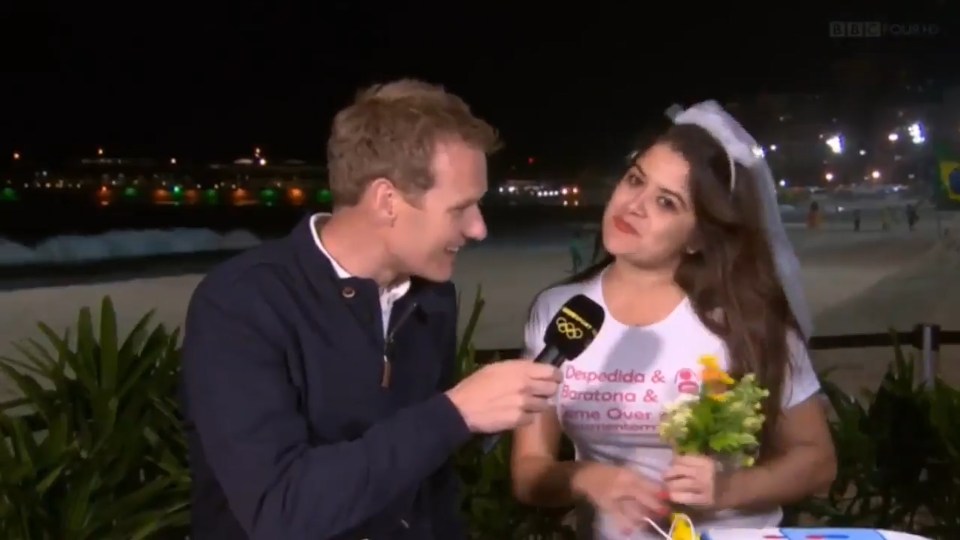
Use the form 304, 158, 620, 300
719, 396, 837, 510
511, 410, 587, 507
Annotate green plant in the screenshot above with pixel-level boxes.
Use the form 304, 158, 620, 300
454, 285, 575, 539
923, 378, 960, 537
0, 296, 189, 539
788, 330, 960, 537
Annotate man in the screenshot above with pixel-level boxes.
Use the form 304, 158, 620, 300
180, 79, 561, 539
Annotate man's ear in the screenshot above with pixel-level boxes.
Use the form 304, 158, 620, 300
367, 177, 399, 225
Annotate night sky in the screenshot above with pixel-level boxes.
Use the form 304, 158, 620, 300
3, 1, 959, 172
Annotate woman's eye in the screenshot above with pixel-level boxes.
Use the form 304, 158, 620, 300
657, 196, 677, 211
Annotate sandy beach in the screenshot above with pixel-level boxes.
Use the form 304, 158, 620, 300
1, 217, 956, 401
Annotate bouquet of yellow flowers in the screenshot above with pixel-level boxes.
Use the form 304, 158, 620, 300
659, 355, 769, 467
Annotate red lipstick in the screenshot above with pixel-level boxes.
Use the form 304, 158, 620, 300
612, 216, 638, 236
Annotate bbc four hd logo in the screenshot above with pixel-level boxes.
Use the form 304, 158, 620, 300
829, 21, 940, 38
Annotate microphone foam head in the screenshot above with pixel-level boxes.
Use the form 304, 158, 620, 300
544, 294, 605, 360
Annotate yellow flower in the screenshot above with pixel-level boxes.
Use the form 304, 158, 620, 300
699, 355, 735, 386
708, 391, 731, 402
699, 355, 721, 371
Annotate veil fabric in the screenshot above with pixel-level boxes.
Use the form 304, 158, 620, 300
666, 101, 813, 341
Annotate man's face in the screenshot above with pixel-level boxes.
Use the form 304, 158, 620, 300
388, 139, 488, 282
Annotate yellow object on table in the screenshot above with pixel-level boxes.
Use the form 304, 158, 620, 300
669, 513, 700, 540
645, 512, 700, 540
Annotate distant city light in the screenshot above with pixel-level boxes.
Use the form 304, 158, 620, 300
871, 170, 881, 179
258, 158, 267, 166
778, 179, 787, 187
825, 135, 843, 154
12, 152, 19, 160
888, 133, 899, 142
170, 158, 177, 165
97, 147, 104, 156
908, 122, 925, 144
859, 149, 866, 156
769, 144, 777, 151
825, 172, 834, 181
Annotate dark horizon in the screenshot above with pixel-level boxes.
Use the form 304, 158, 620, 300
4, 3, 960, 171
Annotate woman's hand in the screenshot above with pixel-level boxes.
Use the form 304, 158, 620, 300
663, 454, 730, 509
570, 462, 669, 535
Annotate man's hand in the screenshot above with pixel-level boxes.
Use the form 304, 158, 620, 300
445, 360, 561, 433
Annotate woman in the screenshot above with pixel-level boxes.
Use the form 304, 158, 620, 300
510, 102, 836, 539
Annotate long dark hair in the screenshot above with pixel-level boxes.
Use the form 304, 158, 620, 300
555, 124, 798, 457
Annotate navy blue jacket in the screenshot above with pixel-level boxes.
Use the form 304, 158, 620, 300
179, 215, 472, 539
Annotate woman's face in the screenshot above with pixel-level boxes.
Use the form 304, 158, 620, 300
601, 142, 698, 268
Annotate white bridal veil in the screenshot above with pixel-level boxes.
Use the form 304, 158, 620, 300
666, 100, 813, 341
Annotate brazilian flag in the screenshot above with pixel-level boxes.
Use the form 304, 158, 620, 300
934, 145, 960, 210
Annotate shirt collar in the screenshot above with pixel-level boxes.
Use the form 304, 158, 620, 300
309, 213, 411, 300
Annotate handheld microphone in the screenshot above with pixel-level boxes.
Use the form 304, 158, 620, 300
480, 294, 605, 454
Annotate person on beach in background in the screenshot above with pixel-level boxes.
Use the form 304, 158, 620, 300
510, 101, 836, 539
179, 79, 561, 540
906, 204, 918, 232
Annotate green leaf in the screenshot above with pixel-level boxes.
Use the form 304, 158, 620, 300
76, 306, 97, 383
63, 467, 98, 534
90, 476, 172, 531
457, 285, 485, 371
0, 297, 191, 540
0, 362, 54, 422
38, 412, 71, 467
37, 322, 96, 393
36, 462, 68, 495
1, 346, 47, 377
99, 296, 119, 392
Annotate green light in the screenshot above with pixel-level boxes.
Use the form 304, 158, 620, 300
171, 185, 184, 200
0, 187, 17, 202
123, 187, 138, 198
317, 189, 332, 204
260, 188, 278, 203
204, 189, 219, 204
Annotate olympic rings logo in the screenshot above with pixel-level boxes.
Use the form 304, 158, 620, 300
555, 317, 584, 340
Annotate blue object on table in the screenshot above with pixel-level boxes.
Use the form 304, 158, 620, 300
779, 528, 887, 540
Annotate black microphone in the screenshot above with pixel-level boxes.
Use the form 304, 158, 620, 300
480, 294, 605, 454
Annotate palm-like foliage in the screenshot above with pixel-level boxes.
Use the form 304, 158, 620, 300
0, 297, 189, 539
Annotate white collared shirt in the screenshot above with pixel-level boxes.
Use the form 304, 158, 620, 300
310, 213, 411, 338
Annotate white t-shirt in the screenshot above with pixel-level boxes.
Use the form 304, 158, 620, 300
523, 270, 820, 540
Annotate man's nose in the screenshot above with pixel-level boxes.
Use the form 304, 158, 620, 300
466, 208, 487, 241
